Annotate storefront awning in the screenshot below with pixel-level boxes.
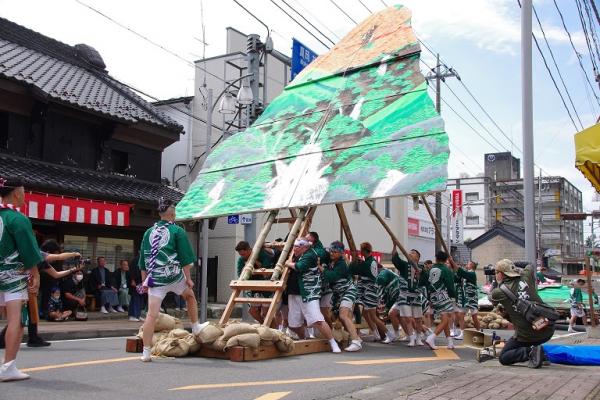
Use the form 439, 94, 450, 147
24, 192, 132, 227
575, 123, 600, 192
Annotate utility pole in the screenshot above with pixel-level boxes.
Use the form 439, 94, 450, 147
537, 168, 543, 264
521, 0, 537, 272
244, 34, 264, 246
427, 53, 459, 253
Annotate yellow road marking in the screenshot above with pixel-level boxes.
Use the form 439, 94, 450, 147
255, 392, 292, 400
169, 375, 376, 391
21, 356, 139, 372
337, 348, 460, 366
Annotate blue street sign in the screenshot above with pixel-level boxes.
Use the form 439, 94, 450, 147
227, 215, 239, 224
291, 38, 318, 80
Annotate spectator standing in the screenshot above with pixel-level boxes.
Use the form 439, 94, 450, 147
128, 256, 144, 321
113, 260, 129, 313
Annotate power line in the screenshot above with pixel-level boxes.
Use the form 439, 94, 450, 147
329, 0, 358, 25
269, 0, 331, 49
576, 0, 600, 75
74, 0, 229, 85
581, 0, 600, 62
357, 0, 373, 14
278, 0, 336, 47
533, 4, 584, 130
287, 0, 341, 41
516, 0, 579, 131
552, 0, 600, 111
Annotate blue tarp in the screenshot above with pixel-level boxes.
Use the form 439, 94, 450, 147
542, 344, 600, 365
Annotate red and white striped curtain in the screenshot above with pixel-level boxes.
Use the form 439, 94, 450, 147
24, 192, 132, 227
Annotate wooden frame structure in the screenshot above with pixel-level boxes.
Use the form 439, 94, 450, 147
217, 196, 447, 327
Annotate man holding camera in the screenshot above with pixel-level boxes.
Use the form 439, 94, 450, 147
490, 259, 555, 368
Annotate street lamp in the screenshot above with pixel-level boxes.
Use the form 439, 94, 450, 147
218, 92, 237, 115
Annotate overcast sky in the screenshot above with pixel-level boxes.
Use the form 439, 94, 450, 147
2, 0, 599, 236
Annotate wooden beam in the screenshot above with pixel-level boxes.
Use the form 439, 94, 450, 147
270, 209, 307, 281
335, 203, 357, 253
265, 208, 308, 326
230, 280, 284, 291
219, 289, 241, 325
363, 200, 413, 265
233, 297, 273, 304
420, 195, 450, 255
240, 210, 278, 280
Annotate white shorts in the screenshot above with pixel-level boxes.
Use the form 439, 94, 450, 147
148, 279, 188, 301
571, 307, 585, 318
0, 289, 28, 306
288, 295, 325, 328
340, 299, 354, 309
320, 293, 333, 308
455, 306, 478, 314
392, 304, 423, 318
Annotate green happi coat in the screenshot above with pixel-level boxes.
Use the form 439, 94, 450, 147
376, 269, 400, 312
391, 253, 423, 306
0, 208, 42, 293
313, 240, 332, 296
322, 257, 356, 308
456, 267, 478, 310
138, 221, 195, 287
350, 255, 380, 309
236, 249, 274, 298
294, 248, 322, 302
428, 262, 456, 313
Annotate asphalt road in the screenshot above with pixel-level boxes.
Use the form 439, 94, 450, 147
2, 337, 476, 400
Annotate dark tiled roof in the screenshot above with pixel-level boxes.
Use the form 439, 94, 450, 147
0, 17, 183, 133
0, 153, 183, 204
467, 222, 525, 249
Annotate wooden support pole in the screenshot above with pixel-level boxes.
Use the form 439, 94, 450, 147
300, 207, 317, 237
586, 256, 597, 327
335, 203, 357, 253
363, 200, 415, 268
271, 208, 307, 281
240, 210, 278, 280
420, 194, 450, 255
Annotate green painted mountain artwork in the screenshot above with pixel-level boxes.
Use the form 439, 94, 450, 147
176, 4, 449, 220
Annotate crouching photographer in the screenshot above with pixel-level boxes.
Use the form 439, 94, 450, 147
490, 259, 558, 368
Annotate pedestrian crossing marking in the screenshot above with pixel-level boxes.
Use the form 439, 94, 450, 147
169, 375, 376, 391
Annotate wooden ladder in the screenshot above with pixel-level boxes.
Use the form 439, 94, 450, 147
218, 207, 315, 327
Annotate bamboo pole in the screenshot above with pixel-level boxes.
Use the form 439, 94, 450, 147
271, 208, 307, 281
335, 203, 357, 253
420, 194, 450, 255
586, 256, 597, 327
363, 200, 415, 268
240, 210, 278, 280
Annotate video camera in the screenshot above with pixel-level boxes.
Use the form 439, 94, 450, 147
64, 256, 92, 267
483, 265, 495, 276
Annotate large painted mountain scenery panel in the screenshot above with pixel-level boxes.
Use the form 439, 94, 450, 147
176, 5, 449, 220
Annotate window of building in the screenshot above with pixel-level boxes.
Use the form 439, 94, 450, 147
369, 200, 376, 215
0, 112, 8, 150
465, 192, 479, 202
466, 216, 479, 225
111, 149, 129, 174
63, 235, 134, 272
353, 201, 360, 213
385, 198, 391, 218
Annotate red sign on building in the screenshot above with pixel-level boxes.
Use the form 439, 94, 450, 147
408, 217, 419, 236
452, 189, 463, 217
